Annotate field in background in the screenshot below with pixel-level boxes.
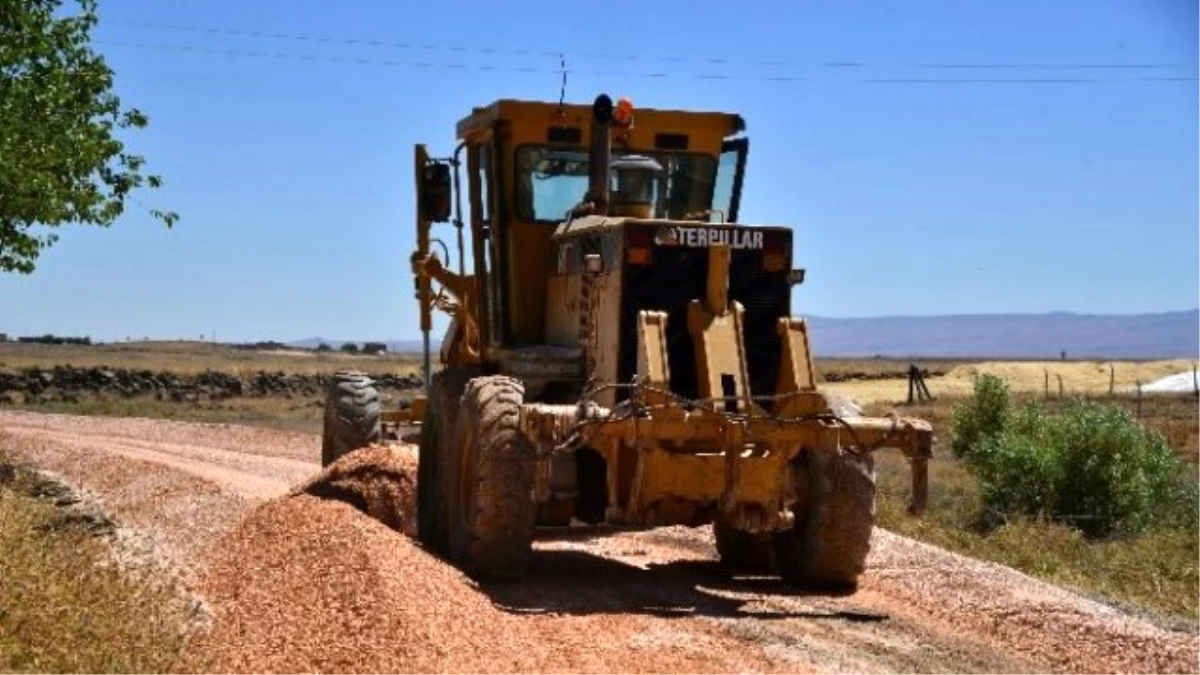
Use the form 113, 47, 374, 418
824, 359, 1198, 404
0, 341, 422, 376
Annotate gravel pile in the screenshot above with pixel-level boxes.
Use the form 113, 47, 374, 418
293, 445, 418, 536
178, 495, 762, 674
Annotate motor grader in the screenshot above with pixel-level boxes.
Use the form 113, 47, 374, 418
321, 93, 933, 588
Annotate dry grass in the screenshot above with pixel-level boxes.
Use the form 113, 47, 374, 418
824, 359, 1198, 404
871, 393, 1200, 622
0, 455, 190, 673
814, 357, 961, 381
0, 340, 422, 376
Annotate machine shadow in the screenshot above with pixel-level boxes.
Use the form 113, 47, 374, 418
478, 547, 887, 623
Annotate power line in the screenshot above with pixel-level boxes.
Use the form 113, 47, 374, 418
94, 40, 552, 74
107, 20, 1195, 73
94, 39, 1199, 85
110, 21, 563, 59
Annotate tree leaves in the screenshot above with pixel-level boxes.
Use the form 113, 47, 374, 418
0, 0, 176, 274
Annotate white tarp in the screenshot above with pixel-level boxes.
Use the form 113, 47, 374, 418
1141, 370, 1199, 393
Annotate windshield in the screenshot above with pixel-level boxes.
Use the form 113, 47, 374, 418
515, 147, 717, 223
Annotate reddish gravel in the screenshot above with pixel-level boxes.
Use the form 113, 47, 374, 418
178, 495, 786, 674
293, 445, 419, 536
3, 410, 1196, 674
860, 531, 1200, 674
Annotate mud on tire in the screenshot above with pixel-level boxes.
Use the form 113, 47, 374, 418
775, 449, 876, 590
416, 366, 479, 553
321, 371, 382, 466
447, 375, 536, 581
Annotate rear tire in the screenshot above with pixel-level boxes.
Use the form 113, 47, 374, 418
775, 449, 876, 590
447, 375, 536, 581
321, 372, 381, 466
713, 519, 776, 573
416, 366, 478, 554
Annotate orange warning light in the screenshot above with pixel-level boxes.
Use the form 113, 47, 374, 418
614, 97, 634, 125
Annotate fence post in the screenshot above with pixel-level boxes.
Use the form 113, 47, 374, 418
1109, 364, 1115, 397
1057, 374, 1064, 400
1044, 369, 1049, 399
1136, 380, 1142, 418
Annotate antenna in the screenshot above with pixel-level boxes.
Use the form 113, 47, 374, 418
554, 51, 568, 124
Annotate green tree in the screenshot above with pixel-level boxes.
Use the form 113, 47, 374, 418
1, 0, 176, 274
340, 343, 359, 354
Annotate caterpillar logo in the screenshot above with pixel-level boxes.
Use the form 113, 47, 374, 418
654, 226, 764, 250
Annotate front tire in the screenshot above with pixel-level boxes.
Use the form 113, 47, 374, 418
321, 371, 382, 466
446, 375, 536, 581
775, 449, 876, 590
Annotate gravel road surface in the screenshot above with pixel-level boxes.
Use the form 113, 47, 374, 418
2, 410, 1196, 674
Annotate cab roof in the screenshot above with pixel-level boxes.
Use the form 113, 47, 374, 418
456, 98, 746, 141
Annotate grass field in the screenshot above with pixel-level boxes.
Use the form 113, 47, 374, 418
825, 359, 1198, 404
0, 340, 422, 376
0, 457, 188, 672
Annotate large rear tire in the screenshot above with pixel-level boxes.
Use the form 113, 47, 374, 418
775, 449, 876, 590
713, 519, 776, 573
416, 366, 478, 554
446, 375, 536, 581
321, 372, 382, 466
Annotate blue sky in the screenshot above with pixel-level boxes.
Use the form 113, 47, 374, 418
2, 0, 1196, 342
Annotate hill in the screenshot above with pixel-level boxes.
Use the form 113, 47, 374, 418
805, 310, 1198, 359
292, 310, 1199, 360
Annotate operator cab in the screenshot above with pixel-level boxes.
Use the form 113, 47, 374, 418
412, 93, 805, 404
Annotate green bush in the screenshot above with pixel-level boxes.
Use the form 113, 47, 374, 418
948, 376, 1199, 537
949, 373, 1011, 458
963, 396, 1198, 537
970, 403, 1061, 521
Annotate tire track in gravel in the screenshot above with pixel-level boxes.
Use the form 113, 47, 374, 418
1, 411, 1196, 674
2, 425, 311, 499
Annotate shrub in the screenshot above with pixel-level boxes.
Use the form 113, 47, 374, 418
340, 342, 359, 353
949, 373, 1011, 458
965, 397, 1198, 537
315, 343, 331, 352
971, 403, 1061, 521
1052, 402, 1197, 535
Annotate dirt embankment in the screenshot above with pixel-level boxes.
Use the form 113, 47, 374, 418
2, 411, 1197, 674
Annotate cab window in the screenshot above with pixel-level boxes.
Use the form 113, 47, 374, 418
515, 146, 717, 223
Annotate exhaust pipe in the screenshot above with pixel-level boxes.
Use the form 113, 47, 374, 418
587, 94, 614, 216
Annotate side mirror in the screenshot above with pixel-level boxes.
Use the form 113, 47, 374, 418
419, 161, 452, 223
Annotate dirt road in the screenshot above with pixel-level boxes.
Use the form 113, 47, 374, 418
2, 410, 1196, 674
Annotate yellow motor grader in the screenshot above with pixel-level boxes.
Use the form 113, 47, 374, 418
322, 93, 932, 588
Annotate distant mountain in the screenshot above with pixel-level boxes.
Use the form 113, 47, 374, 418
804, 310, 1199, 359
292, 309, 1199, 360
